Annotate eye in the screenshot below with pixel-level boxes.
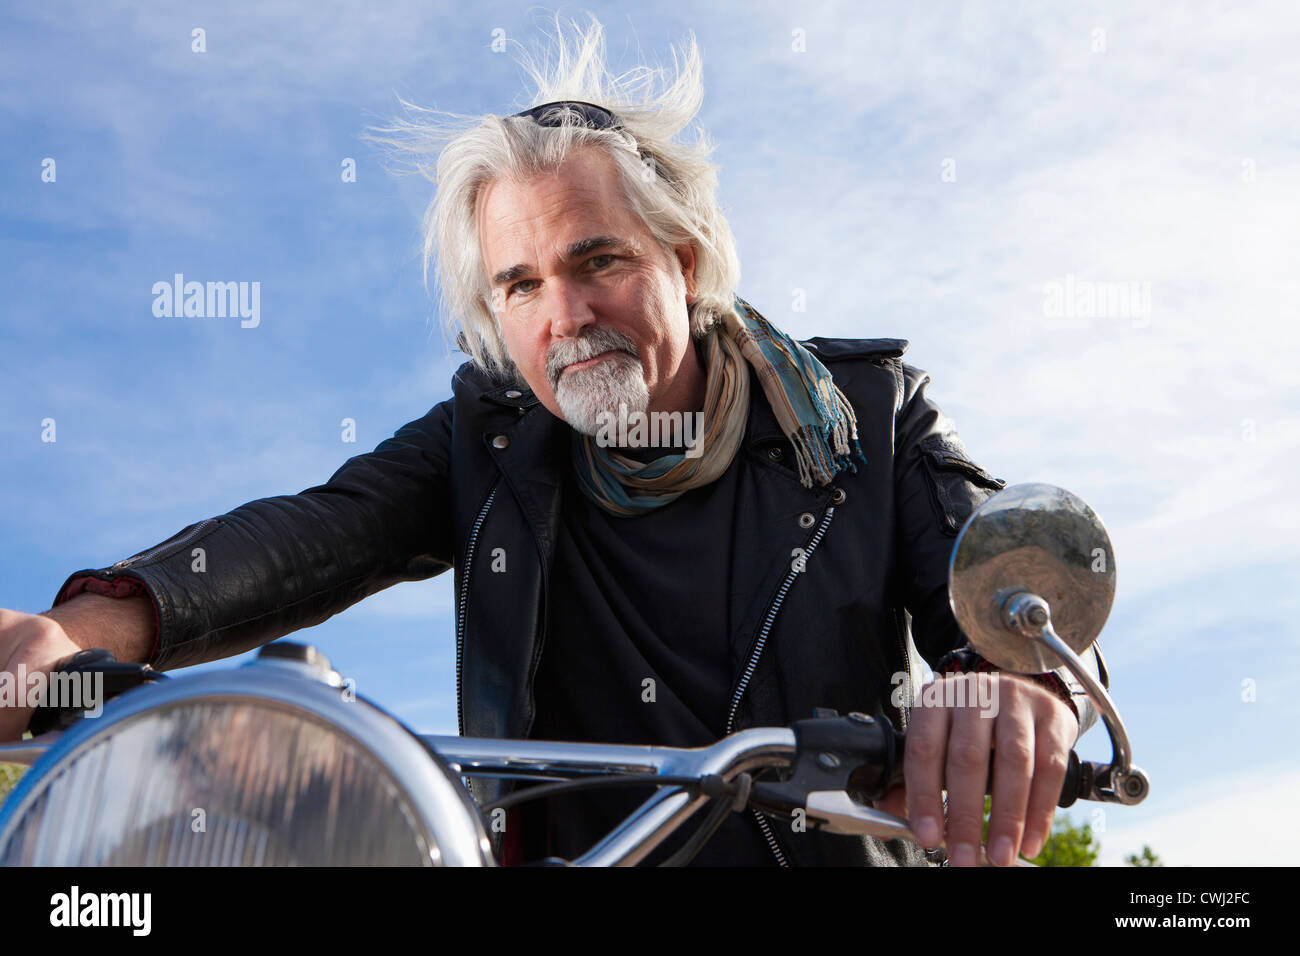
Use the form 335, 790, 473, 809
506, 255, 616, 299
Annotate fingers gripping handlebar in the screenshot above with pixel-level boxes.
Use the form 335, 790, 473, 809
746, 710, 1094, 836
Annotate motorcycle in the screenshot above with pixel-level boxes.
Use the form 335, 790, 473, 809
0, 483, 1149, 866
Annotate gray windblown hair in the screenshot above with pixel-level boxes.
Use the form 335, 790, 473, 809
363, 12, 742, 380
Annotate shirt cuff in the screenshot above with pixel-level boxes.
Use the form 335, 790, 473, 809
934, 644, 1080, 725
52, 573, 162, 666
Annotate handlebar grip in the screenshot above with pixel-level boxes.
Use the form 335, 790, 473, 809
27, 648, 166, 735
1058, 750, 1087, 807
885, 746, 1091, 807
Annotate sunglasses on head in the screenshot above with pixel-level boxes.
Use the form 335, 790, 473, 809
510, 100, 626, 131
509, 100, 665, 183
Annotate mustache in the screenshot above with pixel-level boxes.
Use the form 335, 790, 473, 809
546, 327, 639, 389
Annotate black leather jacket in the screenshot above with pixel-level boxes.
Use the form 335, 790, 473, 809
54, 335, 1106, 866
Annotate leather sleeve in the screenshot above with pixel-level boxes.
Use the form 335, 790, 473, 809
51, 399, 457, 671
892, 362, 1106, 743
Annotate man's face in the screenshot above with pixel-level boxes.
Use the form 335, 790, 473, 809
476, 147, 701, 434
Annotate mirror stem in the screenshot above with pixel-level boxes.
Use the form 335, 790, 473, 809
1000, 590, 1149, 805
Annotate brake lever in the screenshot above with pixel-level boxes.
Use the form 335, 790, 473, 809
804, 790, 913, 841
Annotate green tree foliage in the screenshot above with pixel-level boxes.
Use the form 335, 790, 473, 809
0, 763, 23, 804
1124, 845, 1163, 867
1028, 814, 1100, 867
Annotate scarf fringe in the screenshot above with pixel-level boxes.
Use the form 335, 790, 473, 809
790, 382, 863, 488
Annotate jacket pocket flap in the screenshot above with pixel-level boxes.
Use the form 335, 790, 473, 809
917, 435, 1007, 536
918, 435, 1006, 491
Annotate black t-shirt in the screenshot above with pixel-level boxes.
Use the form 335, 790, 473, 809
521, 435, 777, 865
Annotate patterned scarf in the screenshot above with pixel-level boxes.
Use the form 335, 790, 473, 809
572, 294, 864, 516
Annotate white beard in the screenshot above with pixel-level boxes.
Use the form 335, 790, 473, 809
555, 353, 649, 436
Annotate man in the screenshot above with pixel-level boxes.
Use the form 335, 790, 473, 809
0, 25, 1105, 867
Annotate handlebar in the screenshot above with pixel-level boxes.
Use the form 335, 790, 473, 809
3, 648, 1142, 867
424, 708, 1114, 866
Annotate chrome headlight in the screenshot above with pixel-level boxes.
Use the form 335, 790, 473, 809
0, 645, 491, 866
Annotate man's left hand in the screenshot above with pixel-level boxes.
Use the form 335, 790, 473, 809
874, 671, 1077, 867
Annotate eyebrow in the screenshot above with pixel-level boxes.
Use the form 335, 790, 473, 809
490, 235, 636, 288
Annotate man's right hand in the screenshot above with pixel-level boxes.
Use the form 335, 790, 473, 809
0, 594, 155, 743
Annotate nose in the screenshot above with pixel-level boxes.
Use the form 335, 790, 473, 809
546, 278, 597, 340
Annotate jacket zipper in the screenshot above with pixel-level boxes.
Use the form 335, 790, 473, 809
725, 504, 838, 867
109, 518, 220, 572
456, 485, 498, 737
895, 614, 912, 734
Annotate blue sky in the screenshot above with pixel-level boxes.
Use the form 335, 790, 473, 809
2, 1, 1297, 866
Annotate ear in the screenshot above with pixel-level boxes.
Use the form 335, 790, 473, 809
673, 242, 699, 304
